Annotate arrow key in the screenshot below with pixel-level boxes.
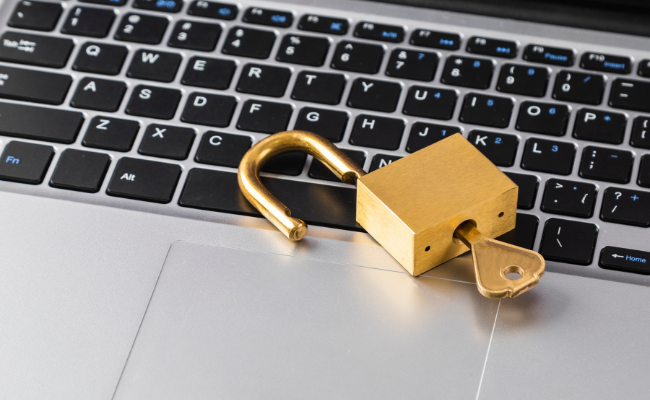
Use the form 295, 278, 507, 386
600, 187, 650, 227
600, 247, 650, 275
541, 178, 597, 218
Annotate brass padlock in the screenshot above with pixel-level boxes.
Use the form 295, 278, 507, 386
238, 130, 545, 299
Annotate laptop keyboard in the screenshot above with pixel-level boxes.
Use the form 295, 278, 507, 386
0, 0, 649, 278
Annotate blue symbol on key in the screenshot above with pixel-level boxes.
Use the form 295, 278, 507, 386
631, 195, 639, 201
418, 53, 425, 60
218, 7, 231, 16
442, 129, 447, 136
611, 154, 618, 158
549, 108, 556, 115
604, 115, 611, 121
487, 99, 494, 106
156, 0, 176, 9
330, 22, 342, 31
527, 68, 535, 76
584, 76, 591, 83
382, 31, 398, 39
495, 137, 502, 144
473, 61, 481, 68
434, 92, 441, 99
5, 156, 19, 164
552, 145, 559, 152
573, 186, 577, 190
271, 15, 287, 23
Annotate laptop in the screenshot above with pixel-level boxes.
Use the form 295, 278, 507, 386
0, 0, 649, 398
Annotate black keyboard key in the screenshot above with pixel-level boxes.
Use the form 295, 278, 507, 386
609, 79, 650, 113
293, 107, 349, 143
222, 26, 276, 59
573, 108, 626, 144
347, 78, 402, 112
541, 178, 597, 218
467, 130, 518, 167
369, 154, 402, 172
127, 49, 182, 82
291, 71, 346, 105
639, 60, 650, 78
579, 146, 633, 183
115, 13, 168, 44
349, 115, 404, 150
581, 52, 631, 74
133, 0, 182, 13
331, 41, 384, 74
0, 31, 73, 68
236, 63, 291, 97
276, 34, 330, 66
70, 77, 126, 112
0, 140, 53, 184
237, 99, 292, 134
410, 29, 460, 50
496, 64, 549, 97
504, 172, 539, 210
0, 65, 71, 105
179, 168, 362, 231
180, 92, 236, 127
309, 149, 366, 181
168, 20, 222, 51
354, 21, 404, 43
139, 124, 195, 160
79, 0, 127, 5
61, 6, 115, 38
298, 14, 348, 35
516, 101, 569, 136
521, 138, 576, 175
459, 94, 513, 128
187, 1, 237, 20
73, 42, 127, 75
406, 123, 460, 153
125, 85, 182, 120
8, 0, 62, 31
539, 219, 598, 265
385, 49, 438, 81
497, 213, 539, 250
630, 116, 650, 149
600, 187, 650, 227
50, 149, 110, 192
402, 86, 456, 120
640, 155, 650, 188
0, 102, 83, 144
600, 247, 650, 275
107, 157, 181, 203
552, 70, 604, 105
262, 152, 306, 176
243, 7, 292, 28
522, 44, 574, 66
82, 116, 140, 152
194, 131, 251, 168
466, 36, 517, 58
181, 56, 236, 90
440, 56, 494, 89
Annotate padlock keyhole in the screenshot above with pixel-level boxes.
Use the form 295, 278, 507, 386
453, 219, 477, 245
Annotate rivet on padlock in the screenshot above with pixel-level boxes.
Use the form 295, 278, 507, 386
238, 131, 545, 299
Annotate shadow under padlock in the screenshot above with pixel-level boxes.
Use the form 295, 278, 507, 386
238, 131, 545, 299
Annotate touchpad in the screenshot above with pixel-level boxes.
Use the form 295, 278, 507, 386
114, 241, 499, 399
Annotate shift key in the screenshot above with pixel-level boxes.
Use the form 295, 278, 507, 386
600, 246, 650, 275
0, 65, 72, 105
0, 31, 74, 68
0, 102, 84, 144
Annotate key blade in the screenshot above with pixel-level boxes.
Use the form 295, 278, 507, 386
455, 222, 545, 299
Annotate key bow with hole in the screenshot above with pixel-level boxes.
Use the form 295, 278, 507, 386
238, 131, 545, 299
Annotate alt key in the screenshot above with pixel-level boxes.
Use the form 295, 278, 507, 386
600, 246, 650, 275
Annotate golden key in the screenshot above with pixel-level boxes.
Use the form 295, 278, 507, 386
238, 131, 545, 299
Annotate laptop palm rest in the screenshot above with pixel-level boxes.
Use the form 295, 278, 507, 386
113, 241, 499, 399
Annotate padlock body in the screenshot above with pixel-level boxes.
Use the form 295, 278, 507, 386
356, 133, 518, 276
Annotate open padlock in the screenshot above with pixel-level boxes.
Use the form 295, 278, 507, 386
238, 131, 545, 299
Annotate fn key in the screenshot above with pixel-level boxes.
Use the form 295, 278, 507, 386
107, 157, 181, 203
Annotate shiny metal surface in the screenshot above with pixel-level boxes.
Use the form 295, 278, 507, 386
0, 0, 648, 286
113, 241, 500, 400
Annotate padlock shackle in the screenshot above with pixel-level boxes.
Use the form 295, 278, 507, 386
238, 130, 366, 241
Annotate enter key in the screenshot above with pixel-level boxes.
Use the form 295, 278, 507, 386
600, 246, 650, 275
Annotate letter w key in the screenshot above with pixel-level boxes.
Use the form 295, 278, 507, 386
127, 49, 183, 82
